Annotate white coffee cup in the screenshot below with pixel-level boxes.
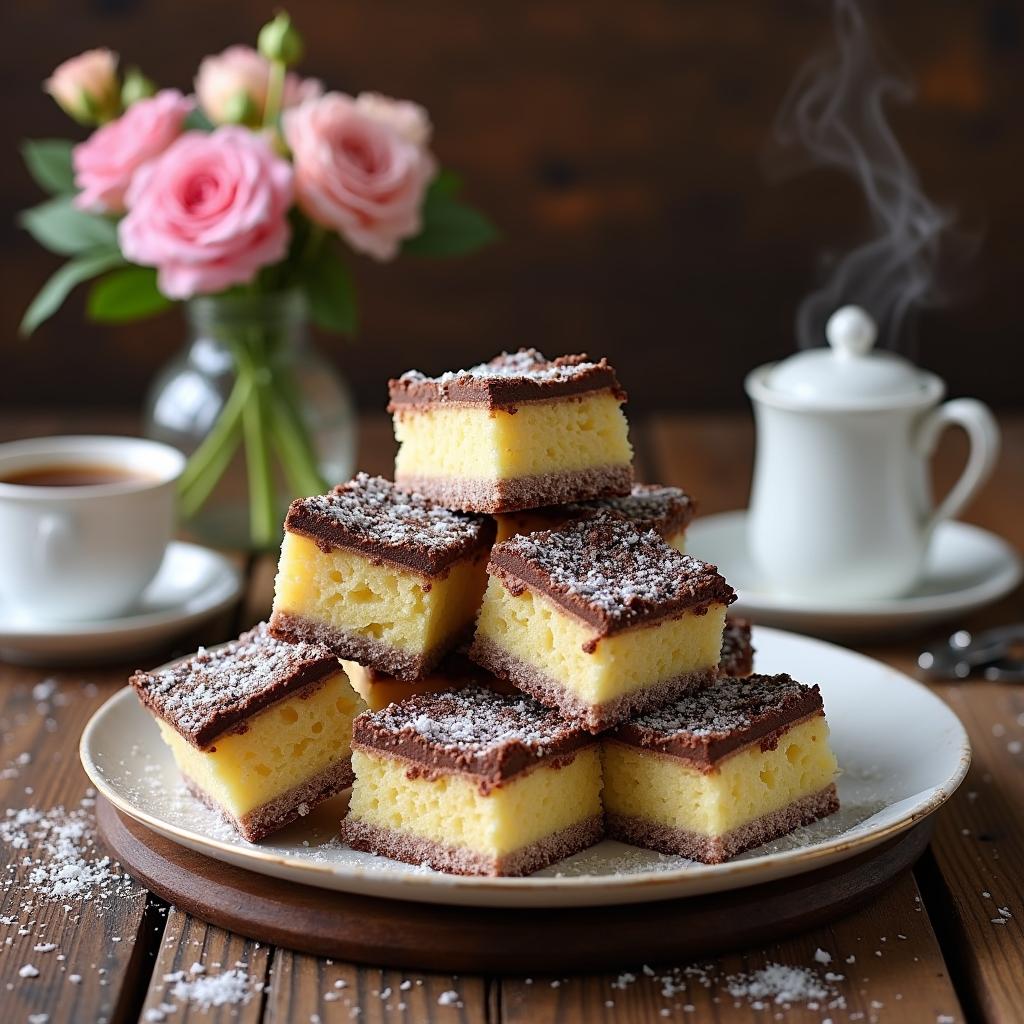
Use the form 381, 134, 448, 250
0, 435, 185, 622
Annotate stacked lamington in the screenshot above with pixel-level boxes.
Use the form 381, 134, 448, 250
131, 348, 838, 873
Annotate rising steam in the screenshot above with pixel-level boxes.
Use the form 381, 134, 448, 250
771, 0, 958, 351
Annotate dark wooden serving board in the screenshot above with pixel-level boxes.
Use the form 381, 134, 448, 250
98, 797, 932, 973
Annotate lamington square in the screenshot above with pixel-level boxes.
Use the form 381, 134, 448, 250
130, 623, 366, 842
470, 511, 735, 732
388, 348, 634, 513
340, 686, 604, 876
719, 617, 755, 677
602, 673, 839, 864
494, 483, 696, 552
269, 474, 494, 680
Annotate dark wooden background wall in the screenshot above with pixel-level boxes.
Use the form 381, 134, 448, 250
2, 0, 1022, 412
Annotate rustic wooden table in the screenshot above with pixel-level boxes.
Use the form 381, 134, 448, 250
2, 410, 1022, 1024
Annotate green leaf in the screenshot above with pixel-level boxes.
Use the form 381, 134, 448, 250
87, 266, 172, 323
21, 139, 76, 195
19, 196, 119, 256
303, 243, 358, 334
184, 107, 215, 132
403, 180, 498, 257
20, 250, 125, 336
432, 168, 463, 196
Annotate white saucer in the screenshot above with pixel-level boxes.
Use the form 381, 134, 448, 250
80, 626, 970, 909
687, 511, 1023, 639
0, 541, 243, 665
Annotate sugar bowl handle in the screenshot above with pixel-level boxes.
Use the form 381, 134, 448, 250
914, 398, 1000, 536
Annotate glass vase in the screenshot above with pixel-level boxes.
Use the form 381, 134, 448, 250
143, 290, 356, 551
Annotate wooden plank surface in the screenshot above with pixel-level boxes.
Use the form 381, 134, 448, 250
501, 872, 963, 1023
138, 909, 271, 1024
1, 411, 1023, 1023
263, 955, 489, 1024
0, 665, 152, 1024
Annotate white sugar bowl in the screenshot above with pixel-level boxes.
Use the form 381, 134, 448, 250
744, 306, 1000, 601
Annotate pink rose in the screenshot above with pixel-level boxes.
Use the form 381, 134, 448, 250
195, 45, 321, 126
73, 90, 194, 214
354, 92, 432, 147
284, 92, 436, 261
45, 48, 120, 124
119, 127, 293, 299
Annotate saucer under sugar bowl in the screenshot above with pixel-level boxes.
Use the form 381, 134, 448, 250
744, 306, 1000, 602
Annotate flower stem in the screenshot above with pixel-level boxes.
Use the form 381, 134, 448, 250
177, 370, 252, 513
263, 59, 287, 130
301, 223, 327, 265
236, 334, 278, 549
268, 382, 328, 497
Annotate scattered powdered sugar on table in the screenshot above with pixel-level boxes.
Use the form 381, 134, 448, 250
167, 966, 259, 1010
726, 963, 832, 1005
0, 796, 139, 904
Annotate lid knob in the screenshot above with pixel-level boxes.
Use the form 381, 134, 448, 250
825, 305, 877, 359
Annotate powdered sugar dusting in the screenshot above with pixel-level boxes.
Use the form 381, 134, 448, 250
564, 484, 695, 531
168, 967, 257, 1010
500, 511, 731, 623
1, 800, 138, 904
299, 473, 486, 554
399, 348, 601, 385
369, 685, 582, 755
629, 673, 815, 738
130, 622, 335, 745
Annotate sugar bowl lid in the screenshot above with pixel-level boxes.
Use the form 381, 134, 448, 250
758, 306, 941, 409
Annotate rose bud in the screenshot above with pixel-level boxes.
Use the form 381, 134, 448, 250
258, 11, 304, 66
195, 45, 320, 127
44, 48, 121, 125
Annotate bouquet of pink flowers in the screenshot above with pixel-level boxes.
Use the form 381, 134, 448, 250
20, 13, 494, 546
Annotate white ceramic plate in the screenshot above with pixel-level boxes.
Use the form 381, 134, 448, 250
0, 542, 243, 665
688, 511, 1022, 640
80, 626, 969, 909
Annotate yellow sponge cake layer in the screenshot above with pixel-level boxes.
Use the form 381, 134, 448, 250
272, 532, 488, 676
395, 393, 631, 480
470, 513, 734, 731
158, 671, 364, 837
474, 576, 726, 721
603, 716, 835, 837
130, 623, 366, 842
340, 687, 604, 876
269, 475, 494, 680
603, 674, 839, 863
388, 349, 633, 513
346, 746, 602, 866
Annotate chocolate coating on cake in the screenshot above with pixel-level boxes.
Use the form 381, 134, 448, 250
611, 673, 824, 768
488, 511, 734, 639
509, 483, 696, 540
568, 483, 696, 537
352, 685, 595, 787
130, 622, 342, 750
284, 473, 494, 575
719, 617, 755, 677
387, 348, 626, 410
